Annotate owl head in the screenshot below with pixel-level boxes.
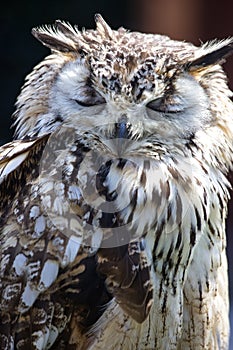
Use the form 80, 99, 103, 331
13, 15, 233, 168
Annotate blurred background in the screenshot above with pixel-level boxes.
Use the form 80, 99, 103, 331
1, 0, 233, 345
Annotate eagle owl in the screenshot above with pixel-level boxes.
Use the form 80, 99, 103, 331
1, 14, 233, 350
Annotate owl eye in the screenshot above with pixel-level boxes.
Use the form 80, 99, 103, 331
74, 90, 106, 107
146, 95, 184, 113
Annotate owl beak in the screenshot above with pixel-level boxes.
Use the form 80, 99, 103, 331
115, 115, 130, 139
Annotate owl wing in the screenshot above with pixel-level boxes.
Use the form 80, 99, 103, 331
0, 135, 54, 348
97, 241, 153, 324
0, 134, 153, 349
0, 136, 48, 179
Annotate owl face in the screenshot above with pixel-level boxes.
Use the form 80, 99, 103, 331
13, 14, 233, 149
50, 54, 211, 142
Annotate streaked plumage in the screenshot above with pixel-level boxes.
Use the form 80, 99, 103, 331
1, 14, 233, 349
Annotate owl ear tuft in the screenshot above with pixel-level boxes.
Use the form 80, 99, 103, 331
94, 13, 114, 40
31, 22, 79, 53
188, 38, 233, 69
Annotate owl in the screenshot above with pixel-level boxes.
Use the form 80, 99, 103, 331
1, 14, 233, 350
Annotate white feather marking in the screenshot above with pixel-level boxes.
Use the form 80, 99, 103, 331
63, 234, 82, 265
39, 181, 54, 194
34, 215, 46, 235
69, 217, 83, 234
20, 284, 40, 310
33, 330, 46, 350
0, 152, 29, 178
29, 205, 40, 219
68, 185, 82, 200
2, 235, 18, 249
41, 194, 52, 210
53, 197, 66, 215
46, 326, 59, 349
50, 216, 69, 230
38, 260, 59, 290
91, 228, 103, 251
13, 253, 27, 276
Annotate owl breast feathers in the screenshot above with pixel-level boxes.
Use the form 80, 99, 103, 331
0, 14, 233, 350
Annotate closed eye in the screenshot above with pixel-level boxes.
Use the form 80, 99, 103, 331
75, 98, 103, 107
146, 95, 184, 114
74, 89, 106, 107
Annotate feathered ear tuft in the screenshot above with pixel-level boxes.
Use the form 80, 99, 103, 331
31, 21, 80, 53
94, 13, 114, 40
188, 38, 233, 69
31, 15, 117, 54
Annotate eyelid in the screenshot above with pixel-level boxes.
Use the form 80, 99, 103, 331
74, 89, 106, 107
75, 98, 106, 107
146, 96, 183, 113
146, 97, 164, 111
75, 99, 94, 107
